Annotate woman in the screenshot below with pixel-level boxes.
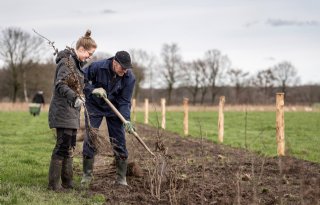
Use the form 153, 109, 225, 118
48, 30, 97, 191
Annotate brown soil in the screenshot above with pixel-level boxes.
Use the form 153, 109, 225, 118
75, 123, 320, 205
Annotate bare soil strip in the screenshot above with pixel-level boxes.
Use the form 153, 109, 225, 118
75, 123, 320, 204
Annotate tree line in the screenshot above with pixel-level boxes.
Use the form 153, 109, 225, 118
0, 27, 319, 105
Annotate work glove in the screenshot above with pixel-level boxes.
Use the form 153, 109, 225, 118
92, 88, 107, 98
74, 96, 85, 108
124, 121, 136, 134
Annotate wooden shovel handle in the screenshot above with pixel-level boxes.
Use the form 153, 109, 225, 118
102, 96, 155, 157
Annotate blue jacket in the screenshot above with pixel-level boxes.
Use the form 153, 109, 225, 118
83, 57, 135, 120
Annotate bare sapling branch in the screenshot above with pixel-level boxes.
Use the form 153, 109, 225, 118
32, 29, 58, 56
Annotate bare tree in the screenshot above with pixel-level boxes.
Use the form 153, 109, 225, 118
271, 61, 299, 95
253, 68, 276, 103
0, 66, 11, 100
227, 68, 249, 103
181, 60, 203, 105
130, 49, 156, 101
26, 61, 55, 103
195, 60, 210, 105
0, 61, 55, 102
131, 62, 145, 100
0, 27, 45, 102
161, 43, 182, 105
204, 49, 230, 104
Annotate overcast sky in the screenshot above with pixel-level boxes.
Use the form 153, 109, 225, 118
0, 0, 319, 84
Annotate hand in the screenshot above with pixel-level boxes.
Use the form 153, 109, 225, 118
74, 97, 85, 108
92, 88, 107, 98
124, 121, 135, 134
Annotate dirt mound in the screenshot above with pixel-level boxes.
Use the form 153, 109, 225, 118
75, 124, 320, 204
127, 162, 143, 177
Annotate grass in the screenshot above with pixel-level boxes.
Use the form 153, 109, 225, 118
0, 112, 105, 205
0, 110, 319, 204
135, 111, 320, 163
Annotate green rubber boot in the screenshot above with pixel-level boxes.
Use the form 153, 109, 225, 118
81, 157, 94, 187
115, 158, 128, 186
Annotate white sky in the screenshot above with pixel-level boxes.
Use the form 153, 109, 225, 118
0, 0, 319, 84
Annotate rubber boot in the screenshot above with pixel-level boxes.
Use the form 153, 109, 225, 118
115, 158, 128, 186
48, 156, 63, 191
81, 157, 94, 187
61, 157, 73, 189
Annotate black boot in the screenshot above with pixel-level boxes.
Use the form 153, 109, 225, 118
61, 157, 73, 189
81, 157, 94, 187
115, 158, 128, 186
48, 155, 63, 191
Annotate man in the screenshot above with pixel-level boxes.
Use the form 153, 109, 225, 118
81, 51, 135, 186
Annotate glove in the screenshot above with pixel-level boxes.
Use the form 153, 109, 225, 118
124, 121, 135, 134
92, 88, 107, 98
74, 97, 85, 108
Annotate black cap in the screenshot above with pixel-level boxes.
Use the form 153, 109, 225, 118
114, 51, 132, 69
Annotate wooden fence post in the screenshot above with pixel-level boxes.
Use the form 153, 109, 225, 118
183, 98, 189, 136
132, 98, 136, 122
218, 96, 225, 143
161, 98, 166, 129
144, 98, 149, 124
276, 93, 285, 156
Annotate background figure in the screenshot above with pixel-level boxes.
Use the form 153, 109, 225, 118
32, 90, 45, 105
29, 91, 45, 116
47, 30, 97, 191
81, 51, 135, 187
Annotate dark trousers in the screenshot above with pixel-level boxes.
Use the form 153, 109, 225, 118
83, 115, 128, 159
52, 128, 77, 158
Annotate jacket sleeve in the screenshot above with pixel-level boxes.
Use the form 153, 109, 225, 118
41, 95, 45, 104
55, 60, 77, 104
83, 63, 97, 97
117, 75, 136, 121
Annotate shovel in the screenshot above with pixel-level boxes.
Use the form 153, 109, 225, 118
101, 95, 155, 157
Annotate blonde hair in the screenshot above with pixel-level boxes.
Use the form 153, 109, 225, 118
76, 30, 97, 50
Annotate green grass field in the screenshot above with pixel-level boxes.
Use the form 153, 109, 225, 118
0, 110, 319, 204
0, 112, 105, 205
135, 111, 320, 163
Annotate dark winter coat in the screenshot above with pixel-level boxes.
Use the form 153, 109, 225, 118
32, 93, 45, 104
83, 57, 135, 120
48, 49, 85, 129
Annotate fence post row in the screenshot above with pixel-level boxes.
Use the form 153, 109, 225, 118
218, 96, 225, 143
161, 98, 166, 129
183, 98, 189, 136
276, 93, 285, 156
135, 94, 285, 157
